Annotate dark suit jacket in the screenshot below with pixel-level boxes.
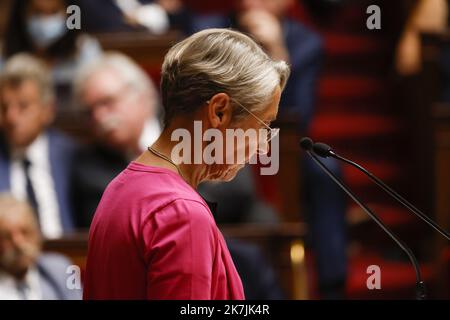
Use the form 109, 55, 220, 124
190, 13, 323, 130
79, 0, 192, 33
0, 129, 78, 232
226, 239, 285, 299
78, 0, 151, 32
71, 145, 129, 228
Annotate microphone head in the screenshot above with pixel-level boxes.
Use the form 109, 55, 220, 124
299, 137, 314, 151
312, 142, 332, 158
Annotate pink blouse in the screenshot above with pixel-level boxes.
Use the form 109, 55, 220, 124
83, 161, 245, 300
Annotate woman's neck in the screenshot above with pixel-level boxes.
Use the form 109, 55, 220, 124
136, 127, 207, 189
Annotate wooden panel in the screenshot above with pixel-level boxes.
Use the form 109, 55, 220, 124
433, 104, 450, 296
420, 32, 450, 297
434, 107, 450, 231
0, 0, 12, 39
92, 31, 181, 74
276, 116, 302, 222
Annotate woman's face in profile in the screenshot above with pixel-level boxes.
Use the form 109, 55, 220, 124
208, 86, 281, 182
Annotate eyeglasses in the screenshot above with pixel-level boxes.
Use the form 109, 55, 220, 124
82, 83, 134, 117
206, 99, 280, 143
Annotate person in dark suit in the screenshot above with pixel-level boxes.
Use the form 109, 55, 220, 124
190, 0, 348, 299
71, 52, 161, 228
0, 53, 78, 239
78, 0, 192, 34
0, 193, 81, 299
225, 238, 285, 299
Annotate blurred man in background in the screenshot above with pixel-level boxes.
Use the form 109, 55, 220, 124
79, 0, 192, 34
71, 52, 161, 228
0, 193, 81, 299
191, 0, 348, 298
0, 53, 77, 239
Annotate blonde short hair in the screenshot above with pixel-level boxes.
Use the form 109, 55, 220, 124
161, 28, 290, 126
0, 53, 54, 104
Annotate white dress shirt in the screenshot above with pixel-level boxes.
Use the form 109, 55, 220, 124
0, 268, 42, 300
9, 133, 63, 239
138, 117, 161, 152
114, 0, 169, 34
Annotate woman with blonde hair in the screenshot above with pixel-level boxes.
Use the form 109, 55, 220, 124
83, 28, 290, 300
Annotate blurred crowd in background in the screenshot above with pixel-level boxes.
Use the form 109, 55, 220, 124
0, 0, 449, 300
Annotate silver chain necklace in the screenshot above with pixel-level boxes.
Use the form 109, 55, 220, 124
147, 146, 186, 182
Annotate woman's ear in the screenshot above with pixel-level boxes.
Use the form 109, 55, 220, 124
207, 93, 233, 128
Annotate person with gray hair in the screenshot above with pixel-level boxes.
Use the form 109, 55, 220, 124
71, 52, 162, 228
0, 193, 81, 300
83, 28, 290, 299
0, 53, 78, 239
73, 51, 160, 154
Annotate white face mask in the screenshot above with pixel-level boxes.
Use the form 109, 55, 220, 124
27, 13, 67, 48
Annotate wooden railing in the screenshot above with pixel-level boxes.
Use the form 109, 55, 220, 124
417, 32, 450, 297
92, 31, 181, 70
0, 0, 12, 39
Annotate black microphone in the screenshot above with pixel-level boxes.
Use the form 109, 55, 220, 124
312, 141, 450, 241
300, 136, 314, 151
300, 137, 427, 300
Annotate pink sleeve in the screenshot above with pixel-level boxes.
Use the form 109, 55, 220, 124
142, 199, 217, 299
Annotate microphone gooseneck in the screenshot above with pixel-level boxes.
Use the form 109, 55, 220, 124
300, 137, 427, 300
312, 141, 450, 241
